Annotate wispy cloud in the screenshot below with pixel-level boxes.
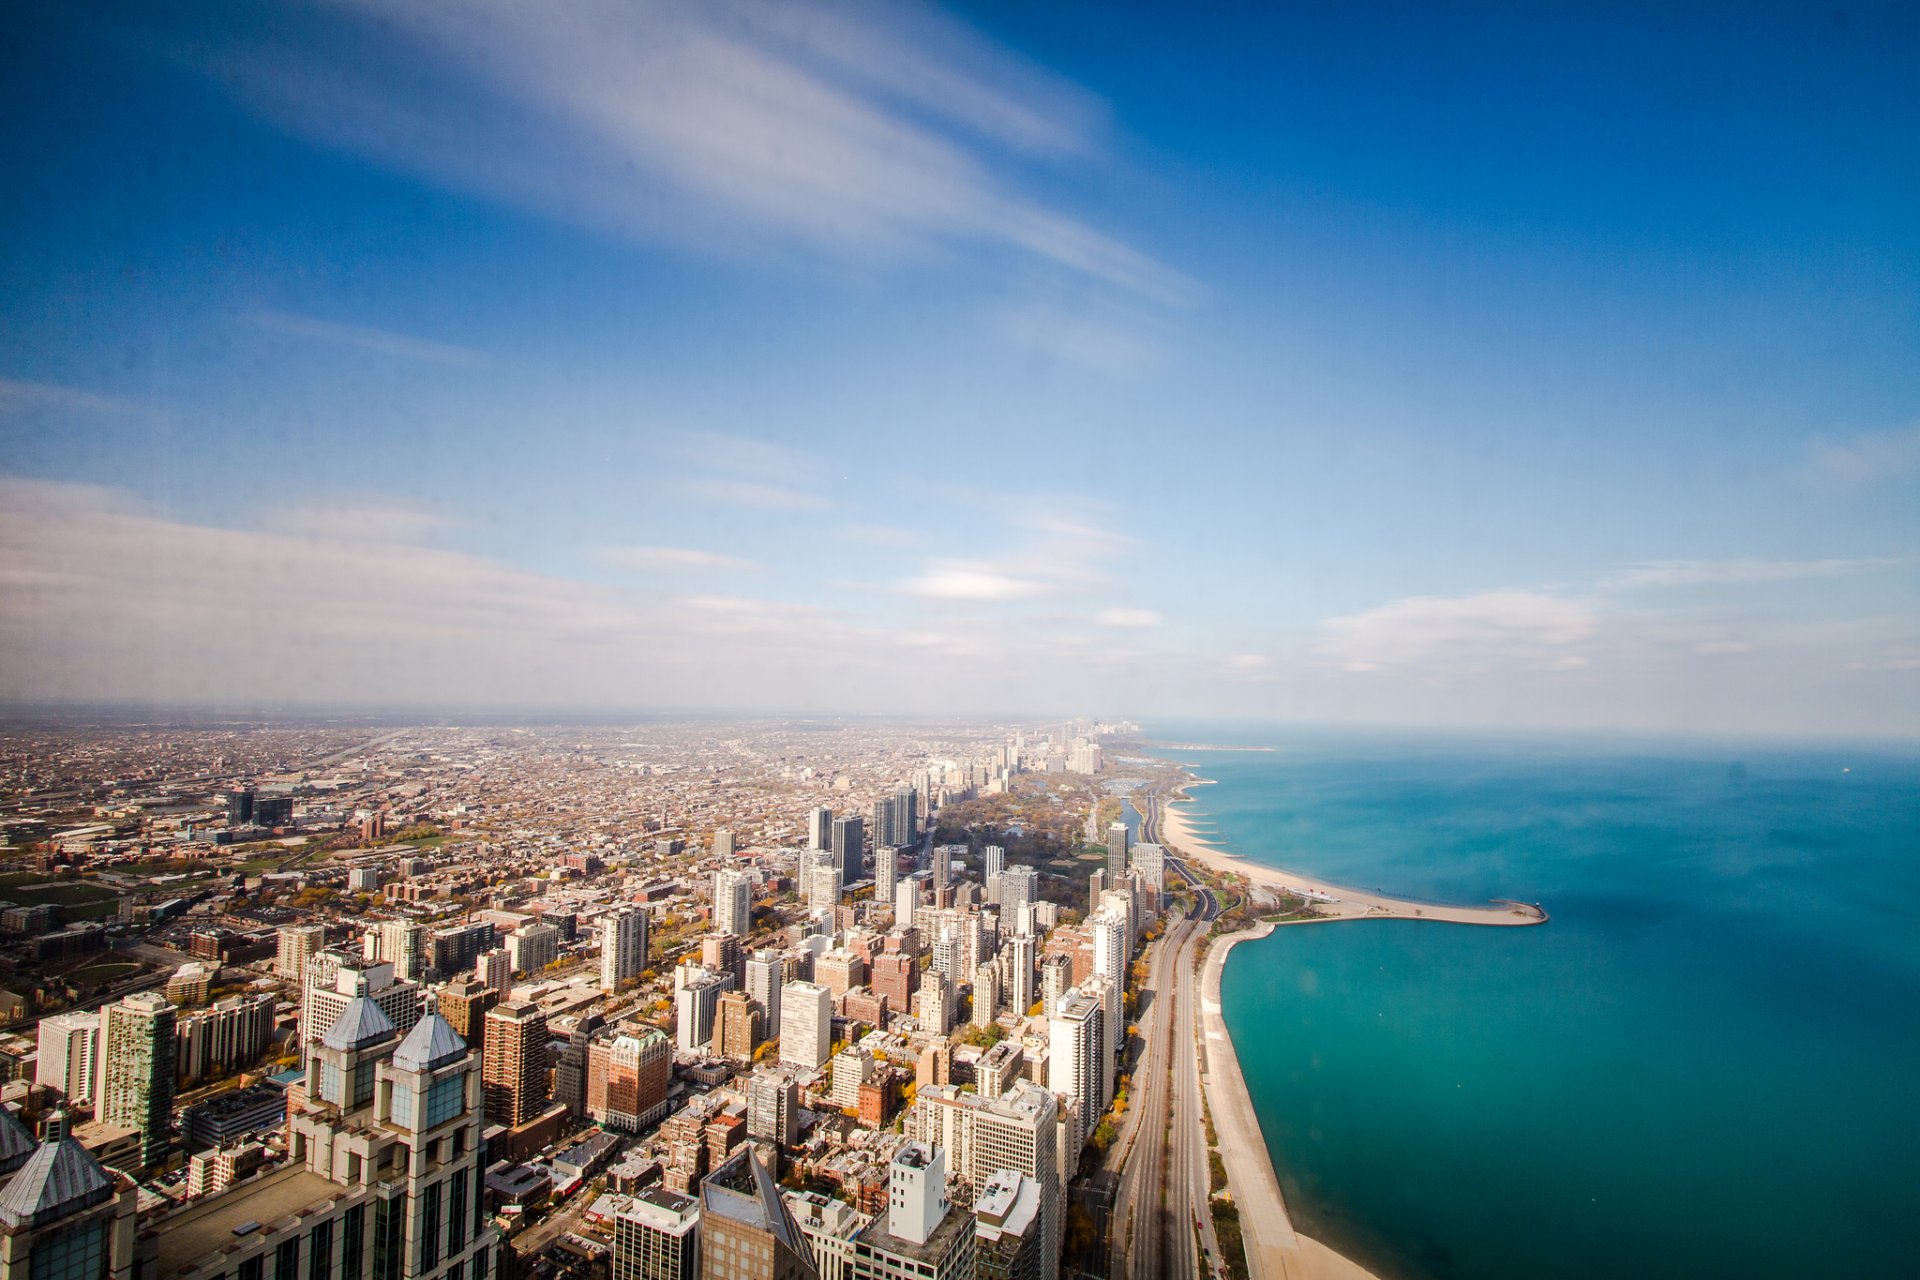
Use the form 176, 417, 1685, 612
838, 523, 922, 549
1094, 607, 1161, 629
192, 0, 1195, 306
599, 545, 762, 574
899, 560, 1048, 602
0, 378, 149, 416
687, 478, 832, 513
1321, 589, 1598, 673
997, 303, 1167, 375
261, 497, 459, 544
1805, 424, 1920, 491
1603, 557, 1903, 590
250, 309, 488, 367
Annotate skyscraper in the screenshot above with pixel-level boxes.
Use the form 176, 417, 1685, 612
906, 1082, 1062, 1280
438, 976, 499, 1055
275, 923, 326, 981
1128, 841, 1165, 893
1047, 989, 1104, 1153
482, 1000, 549, 1127
714, 868, 753, 938
748, 1069, 800, 1146
831, 814, 864, 882
676, 968, 734, 1054
600, 906, 650, 992
894, 879, 920, 929
744, 950, 783, 1047
779, 980, 833, 1071
35, 1012, 98, 1106
475, 947, 512, 996
807, 850, 841, 912
1105, 822, 1129, 882
1000, 866, 1039, 924
713, 990, 757, 1061
874, 844, 900, 906
713, 829, 735, 858
807, 806, 833, 852
97, 990, 175, 1169
983, 845, 1005, 881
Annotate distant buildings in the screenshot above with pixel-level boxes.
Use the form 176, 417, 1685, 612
274, 922, 325, 981
676, 967, 734, 1055
1105, 822, 1129, 882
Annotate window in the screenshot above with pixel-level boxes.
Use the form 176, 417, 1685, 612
341, 1205, 365, 1280
447, 1169, 468, 1254
26, 1220, 106, 1280
418, 1181, 442, 1270
274, 1238, 300, 1280
307, 1219, 334, 1280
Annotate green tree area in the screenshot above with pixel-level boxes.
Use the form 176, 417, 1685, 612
1211, 1200, 1251, 1280
956, 1022, 1005, 1049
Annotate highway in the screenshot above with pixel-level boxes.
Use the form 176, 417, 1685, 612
1108, 791, 1221, 1280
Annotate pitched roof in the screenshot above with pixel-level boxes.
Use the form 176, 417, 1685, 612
0, 1107, 37, 1176
0, 1138, 115, 1230
392, 1011, 467, 1073
321, 995, 396, 1051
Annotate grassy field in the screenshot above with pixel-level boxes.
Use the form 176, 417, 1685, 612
66, 960, 140, 984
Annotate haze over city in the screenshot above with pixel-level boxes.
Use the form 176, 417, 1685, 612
3, 1, 1915, 734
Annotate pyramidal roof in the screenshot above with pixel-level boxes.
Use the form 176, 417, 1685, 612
0, 1108, 37, 1176
322, 995, 396, 1051
393, 1011, 467, 1073
0, 1137, 115, 1230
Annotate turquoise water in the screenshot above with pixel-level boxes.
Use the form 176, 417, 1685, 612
1172, 727, 1920, 1280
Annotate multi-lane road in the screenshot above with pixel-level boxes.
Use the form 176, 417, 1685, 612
1108, 793, 1223, 1280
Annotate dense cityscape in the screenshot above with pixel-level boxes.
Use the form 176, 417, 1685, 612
0, 714, 1304, 1280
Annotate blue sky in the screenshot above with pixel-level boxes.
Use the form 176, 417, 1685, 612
1, 0, 1915, 733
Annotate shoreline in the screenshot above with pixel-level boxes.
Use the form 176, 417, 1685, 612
1199, 924, 1382, 1280
1158, 777, 1546, 927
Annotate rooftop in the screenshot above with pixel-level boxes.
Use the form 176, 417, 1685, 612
145, 1165, 344, 1274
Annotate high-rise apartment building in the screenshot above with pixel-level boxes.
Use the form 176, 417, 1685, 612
1047, 989, 1104, 1153
600, 906, 650, 992
482, 1001, 549, 1127
807, 806, 833, 852
612, 1186, 700, 1280
1105, 823, 1129, 882
894, 880, 919, 930
713, 990, 758, 1062
300, 952, 422, 1063
714, 869, 753, 938
475, 947, 512, 996
587, 1026, 672, 1132
1000, 867, 1039, 924
373, 920, 428, 981
507, 922, 561, 975
905, 1082, 1062, 1280
275, 923, 326, 981
438, 976, 499, 1055
779, 981, 833, 1072
744, 951, 783, 1047
831, 815, 864, 882
676, 968, 735, 1055
430, 920, 498, 979
97, 991, 175, 1169
807, 852, 841, 913
874, 845, 899, 907
1128, 841, 1165, 893
748, 1070, 800, 1146
174, 992, 275, 1086
983, 845, 1005, 881
34, 1012, 98, 1105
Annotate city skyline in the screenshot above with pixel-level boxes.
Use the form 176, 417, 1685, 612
1, 1, 1915, 735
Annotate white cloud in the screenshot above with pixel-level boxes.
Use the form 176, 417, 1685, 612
1321, 589, 1598, 673
1094, 607, 1161, 629
599, 545, 761, 574
1603, 557, 1902, 590
899, 561, 1048, 601
997, 303, 1167, 375
193, 0, 1195, 305
686, 478, 832, 513
1805, 424, 1920, 490
1694, 639, 1753, 656
249, 309, 487, 367
261, 498, 459, 544
0, 378, 149, 416
838, 523, 922, 548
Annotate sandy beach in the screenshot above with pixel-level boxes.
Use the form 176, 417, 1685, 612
1159, 778, 1546, 927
